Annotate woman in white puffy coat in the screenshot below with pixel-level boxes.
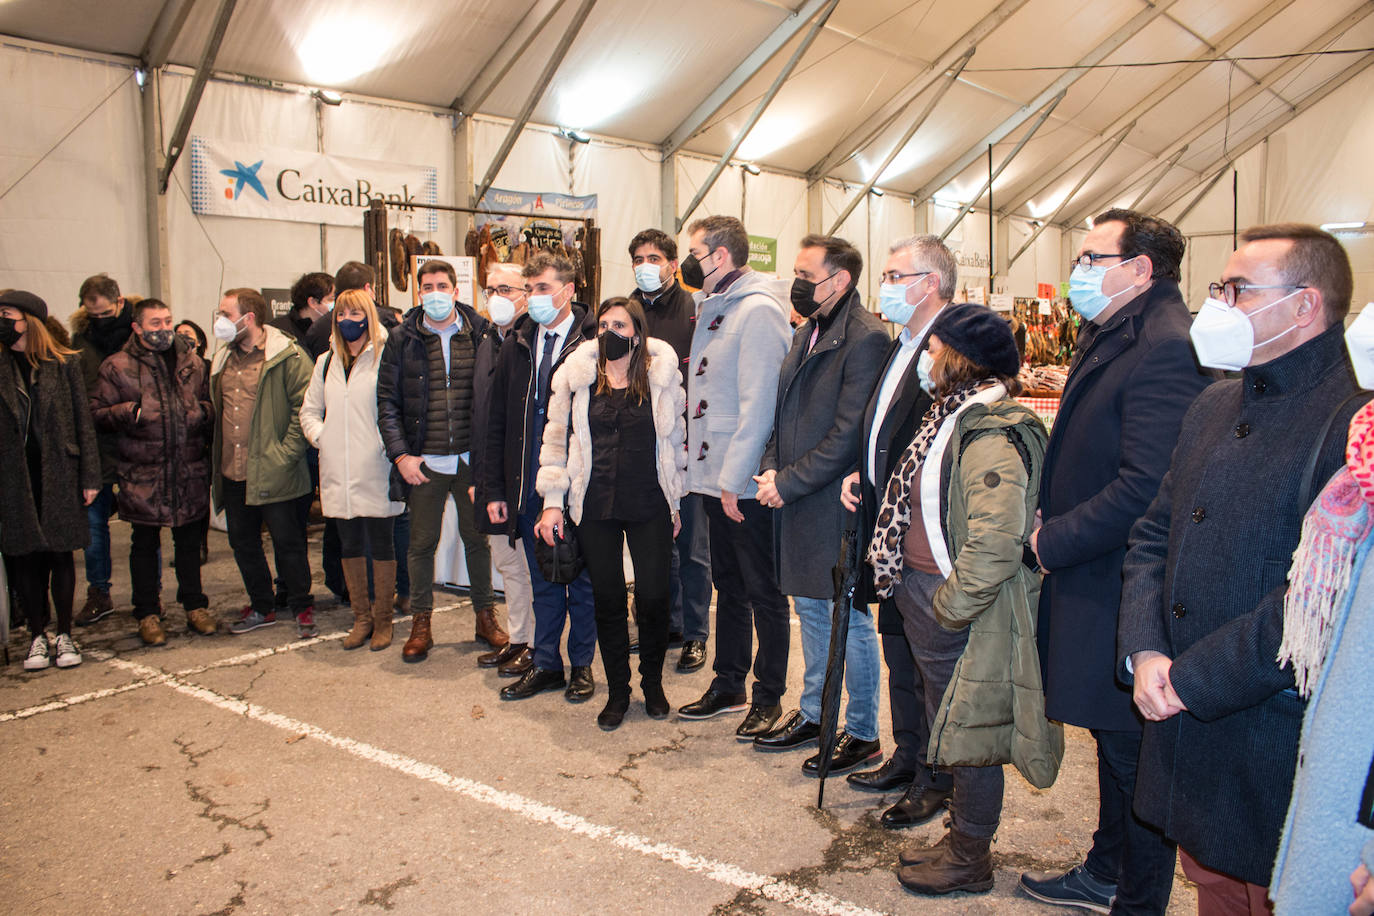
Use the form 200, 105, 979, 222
300, 289, 405, 651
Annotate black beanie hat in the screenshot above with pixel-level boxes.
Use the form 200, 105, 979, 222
0, 289, 49, 322
930, 303, 1020, 378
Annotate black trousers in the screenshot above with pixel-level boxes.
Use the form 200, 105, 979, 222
222, 477, 312, 615
1084, 727, 1178, 915
579, 505, 674, 694
701, 495, 790, 705
881, 624, 925, 776
335, 516, 395, 561
130, 521, 208, 619
5, 550, 75, 635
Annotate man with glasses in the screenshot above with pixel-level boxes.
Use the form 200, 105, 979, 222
1019, 210, 1213, 915
470, 262, 537, 677
840, 235, 960, 827
1119, 223, 1370, 912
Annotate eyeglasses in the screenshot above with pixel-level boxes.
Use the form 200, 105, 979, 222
1207, 281, 1306, 307
1069, 252, 1127, 272
879, 270, 931, 285
484, 285, 522, 298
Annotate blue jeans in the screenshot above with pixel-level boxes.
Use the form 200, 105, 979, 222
669, 492, 712, 641
518, 507, 596, 672
793, 594, 881, 742
84, 484, 115, 591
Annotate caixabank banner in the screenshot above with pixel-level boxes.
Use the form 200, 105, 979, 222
189, 137, 438, 230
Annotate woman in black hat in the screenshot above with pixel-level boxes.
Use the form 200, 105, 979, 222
865, 303, 1060, 897
0, 290, 102, 670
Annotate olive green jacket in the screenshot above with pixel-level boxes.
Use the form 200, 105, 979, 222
209, 326, 313, 509
927, 397, 1063, 789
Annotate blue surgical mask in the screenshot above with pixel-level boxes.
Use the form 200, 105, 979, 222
917, 348, 936, 395
528, 293, 559, 326
634, 264, 664, 294
879, 283, 927, 326
421, 291, 454, 321
1068, 258, 1136, 322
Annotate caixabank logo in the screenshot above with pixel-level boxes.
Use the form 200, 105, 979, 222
190, 137, 438, 229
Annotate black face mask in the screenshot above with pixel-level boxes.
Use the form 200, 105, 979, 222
790, 273, 837, 319
0, 317, 22, 348
682, 251, 722, 290
598, 329, 634, 362
88, 309, 132, 352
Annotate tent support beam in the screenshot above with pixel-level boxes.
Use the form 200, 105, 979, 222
998, 0, 1294, 218
675, 0, 840, 232
1064, 1, 1374, 227
1009, 123, 1133, 268
909, 0, 1177, 212
806, 0, 1030, 179
141, 0, 198, 68
659, 152, 677, 234
473, 0, 599, 204
660, 0, 834, 158
450, 0, 568, 115
1170, 165, 1231, 227
1154, 52, 1374, 222
158, 0, 237, 193
142, 70, 171, 300
1126, 145, 1189, 211
937, 90, 1063, 242
825, 50, 973, 234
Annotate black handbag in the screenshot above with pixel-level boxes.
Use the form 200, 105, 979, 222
534, 513, 584, 584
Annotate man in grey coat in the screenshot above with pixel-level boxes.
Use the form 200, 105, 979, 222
676, 215, 792, 739
1119, 223, 1371, 909
753, 235, 888, 775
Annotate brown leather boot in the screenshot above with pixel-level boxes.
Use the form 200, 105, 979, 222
474, 606, 508, 648
402, 611, 433, 662
370, 560, 396, 651
898, 830, 950, 868
340, 557, 372, 650
896, 828, 994, 895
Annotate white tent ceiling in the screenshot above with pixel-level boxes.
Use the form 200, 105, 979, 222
2, 0, 1371, 228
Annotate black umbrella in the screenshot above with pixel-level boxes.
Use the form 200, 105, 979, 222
815, 513, 866, 808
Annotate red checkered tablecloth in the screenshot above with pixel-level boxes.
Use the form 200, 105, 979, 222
1016, 396, 1060, 427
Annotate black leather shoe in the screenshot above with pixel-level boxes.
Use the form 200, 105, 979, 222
499, 666, 566, 701
803, 733, 881, 775
566, 665, 595, 702
735, 703, 782, 740
881, 782, 954, 828
753, 710, 821, 751
847, 758, 918, 792
597, 693, 630, 731
677, 689, 748, 719
676, 640, 706, 672
643, 682, 670, 719
478, 641, 525, 668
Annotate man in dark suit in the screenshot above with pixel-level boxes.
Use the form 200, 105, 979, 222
753, 235, 888, 774
1119, 224, 1370, 911
1018, 210, 1213, 915
839, 235, 957, 826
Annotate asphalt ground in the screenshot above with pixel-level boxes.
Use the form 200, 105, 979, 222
0, 520, 1197, 915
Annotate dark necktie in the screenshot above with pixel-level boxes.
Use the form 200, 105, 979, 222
537, 331, 557, 400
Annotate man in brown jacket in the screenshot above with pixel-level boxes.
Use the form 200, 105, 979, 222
91, 298, 217, 645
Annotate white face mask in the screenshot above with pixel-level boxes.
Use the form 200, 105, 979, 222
213, 313, 246, 343
1189, 290, 1301, 371
1346, 304, 1374, 389
917, 348, 936, 395
486, 295, 516, 327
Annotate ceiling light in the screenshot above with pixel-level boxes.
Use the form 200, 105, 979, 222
1321, 221, 1368, 232
558, 127, 591, 144
741, 162, 761, 176
870, 187, 884, 197
134, 67, 147, 89
313, 88, 343, 106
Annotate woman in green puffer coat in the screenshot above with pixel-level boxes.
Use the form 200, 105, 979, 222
867, 303, 1061, 898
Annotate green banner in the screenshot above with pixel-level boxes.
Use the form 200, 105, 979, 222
748, 235, 778, 273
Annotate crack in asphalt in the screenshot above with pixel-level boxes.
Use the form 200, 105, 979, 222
198, 879, 248, 916
174, 735, 224, 768
165, 842, 233, 882
358, 874, 419, 910
611, 731, 694, 804
184, 780, 273, 846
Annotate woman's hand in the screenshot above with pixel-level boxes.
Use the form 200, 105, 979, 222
82, 488, 99, 506
672, 512, 682, 539
1352, 864, 1374, 916
535, 507, 564, 546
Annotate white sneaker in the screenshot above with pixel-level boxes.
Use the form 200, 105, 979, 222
23, 635, 51, 671
53, 633, 82, 669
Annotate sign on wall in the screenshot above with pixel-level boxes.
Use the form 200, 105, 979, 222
748, 235, 778, 273
474, 188, 596, 256
189, 137, 438, 230
262, 287, 292, 318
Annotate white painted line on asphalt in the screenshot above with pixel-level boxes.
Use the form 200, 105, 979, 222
0, 600, 467, 724
108, 657, 888, 916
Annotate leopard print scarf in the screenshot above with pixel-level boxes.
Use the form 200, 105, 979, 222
867, 381, 986, 598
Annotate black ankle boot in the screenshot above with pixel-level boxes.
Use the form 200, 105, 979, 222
598, 693, 631, 731
642, 682, 669, 719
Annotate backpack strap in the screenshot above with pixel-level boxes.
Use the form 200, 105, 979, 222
1299, 392, 1369, 510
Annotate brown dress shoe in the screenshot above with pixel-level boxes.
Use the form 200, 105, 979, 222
479, 641, 525, 668
402, 611, 433, 662
138, 615, 167, 646
474, 607, 509, 648
185, 608, 218, 635
497, 645, 533, 677
75, 586, 114, 626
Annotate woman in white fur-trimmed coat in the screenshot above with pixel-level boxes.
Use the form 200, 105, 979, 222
536, 297, 686, 731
